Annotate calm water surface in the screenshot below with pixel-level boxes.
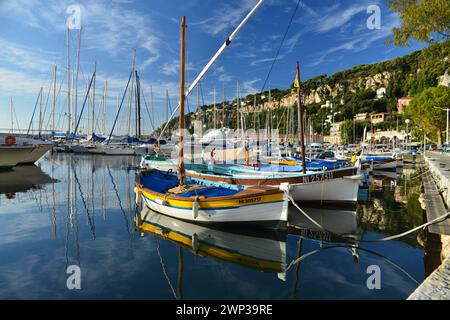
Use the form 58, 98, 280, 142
0, 154, 430, 299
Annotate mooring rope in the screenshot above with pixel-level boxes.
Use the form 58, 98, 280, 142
156, 238, 178, 300
288, 195, 450, 243
284, 243, 421, 285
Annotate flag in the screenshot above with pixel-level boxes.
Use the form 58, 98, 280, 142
293, 69, 300, 93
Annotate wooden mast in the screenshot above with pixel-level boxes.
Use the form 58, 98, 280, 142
178, 16, 187, 186
296, 61, 306, 174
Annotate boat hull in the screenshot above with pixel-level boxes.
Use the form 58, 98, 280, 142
0, 146, 36, 168
139, 193, 288, 230
17, 144, 52, 164
289, 174, 360, 204
96, 145, 136, 155
135, 170, 289, 230
186, 167, 362, 204
372, 159, 397, 171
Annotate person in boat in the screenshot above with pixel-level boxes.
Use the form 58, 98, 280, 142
210, 147, 216, 165
153, 142, 160, 155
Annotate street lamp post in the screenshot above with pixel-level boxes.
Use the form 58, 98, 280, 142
405, 118, 410, 151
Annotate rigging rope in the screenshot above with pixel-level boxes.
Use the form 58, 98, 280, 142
259, 0, 302, 93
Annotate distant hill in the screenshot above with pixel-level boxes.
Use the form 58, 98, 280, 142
155, 40, 450, 137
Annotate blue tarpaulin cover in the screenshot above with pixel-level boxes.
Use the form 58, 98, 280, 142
139, 171, 240, 198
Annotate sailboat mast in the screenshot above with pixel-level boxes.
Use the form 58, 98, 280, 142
296, 61, 306, 174
10, 97, 13, 133
213, 88, 216, 129
74, 28, 82, 134
39, 87, 43, 136
166, 90, 169, 136
158, 0, 265, 141
66, 28, 71, 136
178, 16, 187, 186
128, 50, 136, 136
103, 80, 108, 135
52, 65, 57, 132
92, 61, 96, 134
136, 71, 142, 138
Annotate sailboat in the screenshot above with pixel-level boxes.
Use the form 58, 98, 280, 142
135, 15, 289, 230
182, 62, 363, 204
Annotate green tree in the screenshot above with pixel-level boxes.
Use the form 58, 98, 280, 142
388, 0, 450, 46
405, 86, 450, 144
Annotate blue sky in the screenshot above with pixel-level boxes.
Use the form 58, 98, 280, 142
0, 0, 425, 134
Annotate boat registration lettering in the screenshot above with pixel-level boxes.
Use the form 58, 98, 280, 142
239, 197, 262, 204
304, 172, 334, 183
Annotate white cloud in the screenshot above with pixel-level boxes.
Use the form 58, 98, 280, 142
161, 60, 195, 76
241, 78, 261, 95
191, 0, 257, 36
0, 38, 59, 73
0, 68, 48, 95
0, 0, 164, 71
309, 12, 400, 67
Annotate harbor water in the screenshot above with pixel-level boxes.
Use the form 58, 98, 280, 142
0, 154, 434, 299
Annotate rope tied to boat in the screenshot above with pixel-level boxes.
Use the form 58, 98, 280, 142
287, 195, 450, 243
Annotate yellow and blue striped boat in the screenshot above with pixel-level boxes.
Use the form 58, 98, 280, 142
136, 207, 287, 273
135, 169, 289, 230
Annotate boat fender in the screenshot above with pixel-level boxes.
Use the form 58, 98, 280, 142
134, 188, 142, 206
155, 198, 166, 205
191, 233, 199, 253
192, 197, 199, 220
4, 135, 16, 146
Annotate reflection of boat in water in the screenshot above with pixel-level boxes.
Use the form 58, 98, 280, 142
136, 207, 287, 274
0, 165, 56, 194
52, 153, 139, 171
371, 168, 402, 180
288, 205, 360, 242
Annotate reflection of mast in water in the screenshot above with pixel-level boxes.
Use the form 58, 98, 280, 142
107, 166, 131, 234
101, 163, 106, 220
291, 239, 302, 300
71, 157, 96, 239
91, 158, 96, 226
65, 156, 81, 270
177, 246, 184, 300
51, 161, 57, 238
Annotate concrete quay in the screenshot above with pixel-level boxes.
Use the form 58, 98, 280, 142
408, 153, 450, 299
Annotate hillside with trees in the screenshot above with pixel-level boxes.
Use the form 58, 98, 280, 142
155, 39, 449, 142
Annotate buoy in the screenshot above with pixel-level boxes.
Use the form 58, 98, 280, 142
4, 135, 16, 146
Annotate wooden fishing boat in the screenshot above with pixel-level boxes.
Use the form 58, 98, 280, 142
136, 207, 287, 274
185, 164, 362, 204
135, 169, 289, 229
140, 154, 176, 171
135, 13, 288, 230
361, 154, 398, 171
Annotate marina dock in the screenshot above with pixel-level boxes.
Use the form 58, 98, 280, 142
408, 153, 450, 299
